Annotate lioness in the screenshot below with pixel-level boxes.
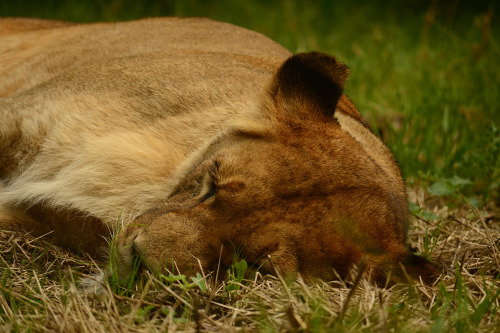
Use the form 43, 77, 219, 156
0, 18, 436, 284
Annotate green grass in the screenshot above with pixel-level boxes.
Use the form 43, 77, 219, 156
2, 207, 500, 332
1, 0, 499, 331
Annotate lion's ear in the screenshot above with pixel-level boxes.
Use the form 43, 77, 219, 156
270, 52, 349, 122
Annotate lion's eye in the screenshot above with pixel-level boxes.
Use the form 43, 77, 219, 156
199, 180, 217, 203
199, 160, 220, 203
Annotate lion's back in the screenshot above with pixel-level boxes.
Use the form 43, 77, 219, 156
0, 17, 290, 97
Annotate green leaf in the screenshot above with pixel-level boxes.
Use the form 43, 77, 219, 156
448, 175, 472, 187
160, 273, 187, 285
465, 197, 480, 208
428, 176, 473, 197
234, 259, 248, 283
420, 210, 439, 221
226, 259, 248, 291
408, 202, 421, 214
410, 202, 439, 221
428, 181, 454, 196
190, 273, 207, 292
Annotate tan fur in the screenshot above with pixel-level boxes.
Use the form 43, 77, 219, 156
0, 18, 436, 284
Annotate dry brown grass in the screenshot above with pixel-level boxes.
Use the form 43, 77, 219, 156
1, 190, 499, 332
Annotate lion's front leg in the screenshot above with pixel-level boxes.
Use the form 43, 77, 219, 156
0, 203, 46, 236
0, 202, 111, 258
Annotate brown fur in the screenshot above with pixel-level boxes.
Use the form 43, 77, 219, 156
0, 18, 438, 285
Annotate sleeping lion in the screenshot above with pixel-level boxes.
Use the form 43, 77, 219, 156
0, 17, 437, 285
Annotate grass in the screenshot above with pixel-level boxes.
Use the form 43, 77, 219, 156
1, 200, 499, 331
1, 0, 499, 331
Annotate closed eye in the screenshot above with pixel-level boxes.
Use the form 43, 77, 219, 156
199, 179, 217, 203
199, 159, 222, 203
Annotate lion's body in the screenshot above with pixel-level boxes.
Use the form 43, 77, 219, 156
0, 18, 434, 283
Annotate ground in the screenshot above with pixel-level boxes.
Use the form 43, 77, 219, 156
1, 190, 498, 331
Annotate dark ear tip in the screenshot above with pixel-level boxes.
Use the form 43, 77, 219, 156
270, 51, 350, 121
288, 52, 350, 88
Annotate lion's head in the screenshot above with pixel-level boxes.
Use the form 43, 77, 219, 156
114, 52, 412, 283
